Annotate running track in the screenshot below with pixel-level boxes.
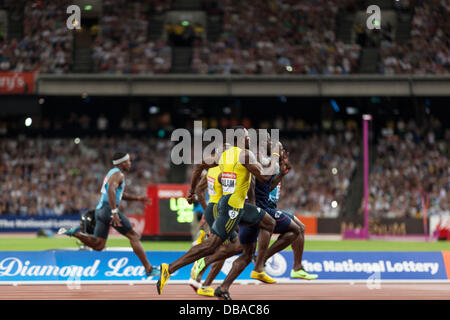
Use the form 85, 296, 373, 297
1, 283, 449, 300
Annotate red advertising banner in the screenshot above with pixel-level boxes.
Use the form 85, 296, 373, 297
0, 72, 35, 94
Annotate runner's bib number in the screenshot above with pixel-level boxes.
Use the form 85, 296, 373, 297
222, 172, 237, 194
207, 176, 217, 195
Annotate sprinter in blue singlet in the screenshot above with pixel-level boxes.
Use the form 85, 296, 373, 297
59, 152, 159, 277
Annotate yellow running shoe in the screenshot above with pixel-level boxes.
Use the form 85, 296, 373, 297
156, 263, 170, 294
250, 270, 276, 284
191, 229, 206, 247
190, 261, 198, 279
196, 230, 206, 245
197, 286, 215, 297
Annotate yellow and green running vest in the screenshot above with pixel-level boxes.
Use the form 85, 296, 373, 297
218, 146, 251, 209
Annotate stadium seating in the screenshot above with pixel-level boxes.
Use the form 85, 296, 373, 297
0, 0, 448, 74
363, 118, 449, 218
0, 136, 173, 215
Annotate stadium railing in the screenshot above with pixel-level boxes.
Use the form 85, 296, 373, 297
35, 74, 450, 97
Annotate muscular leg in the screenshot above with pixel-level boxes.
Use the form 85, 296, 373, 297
168, 234, 223, 274
290, 217, 306, 271
124, 229, 153, 273
72, 232, 106, 251
202, 260, 225, 287
203, 238, 243, 267
196, 238, 243, 282
253, 213, 275, 273
218, 242, 256, 292
263, 220, 300, 265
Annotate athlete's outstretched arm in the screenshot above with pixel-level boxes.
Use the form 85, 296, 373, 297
240, 149, 278, 183
196, 174, 208, 211
270, 150, 291, 191
187, 155, 218, 204
247, 175, 256, 205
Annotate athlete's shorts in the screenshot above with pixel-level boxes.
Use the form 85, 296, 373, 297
204, 202, 217, 229
264, 207, 292, 234
237, 202, 267, 245
94, 203, 133, 239
267, 200, 277, 210
212, 195, 265, 242
238, 225, 259, 245
207, 200, 237, 242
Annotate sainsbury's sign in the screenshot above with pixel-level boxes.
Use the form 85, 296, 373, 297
0, 72, 35, 94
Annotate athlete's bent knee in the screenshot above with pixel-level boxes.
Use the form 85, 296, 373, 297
291, 222, 301, 236
94, 244, 105, 251
126, 230, 141, 241
264, 215, 275, 232
299, 222, 306, 234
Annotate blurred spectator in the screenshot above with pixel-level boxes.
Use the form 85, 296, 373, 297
97, 114, 108, 131
165, 20, 205, 47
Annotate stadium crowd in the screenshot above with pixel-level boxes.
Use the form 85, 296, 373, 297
279, 131, 359, 217
191, 0, 361, 75
1, 0, 448, 74
379, 0, 450, 74
366, 118, 449, 218
92, 0, 172, 74
0, 137, 173, 216
0, 115, 448, 220
0, 0, 73, 73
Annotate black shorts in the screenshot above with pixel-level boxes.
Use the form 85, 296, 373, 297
212, 195, 266, 243
94, 203, 133, 239
240, 202, 266, 226
211, 195, 244, 242
204, 202, 218, 229
238, 203, 267, 244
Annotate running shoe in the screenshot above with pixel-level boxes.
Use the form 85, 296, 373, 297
188, 277, 202, 293
146, 265, 160, 277
193, 229, 206, 246
156, 263, 170, 295
58, 226, 80, 237
190, 260, 198, 279
290, 268, 318, 280
214, 287, 232, 300
197, 287, 215, 297
192, 257, 206, 280
250, 270, 277, 284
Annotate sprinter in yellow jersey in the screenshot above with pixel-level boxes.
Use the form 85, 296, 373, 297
157, 127, 279, 300
187, 165, 235, 296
